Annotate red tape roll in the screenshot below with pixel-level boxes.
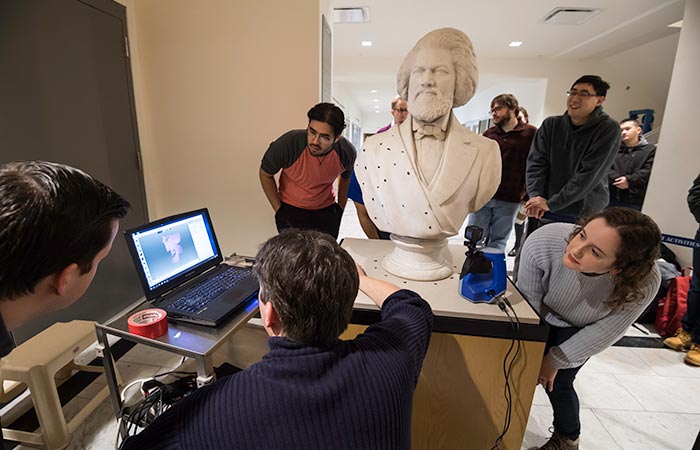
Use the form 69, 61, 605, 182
127, 308, 168, 339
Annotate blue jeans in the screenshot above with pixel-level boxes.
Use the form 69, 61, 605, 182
682, 228, 700, 343
466, 199, 519, 251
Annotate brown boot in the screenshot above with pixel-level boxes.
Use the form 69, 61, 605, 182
538, 430, 579, 450
664, 328, 692, 351
685, 343, 700, 366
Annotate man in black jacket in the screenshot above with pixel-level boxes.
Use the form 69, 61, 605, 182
664, 173, 700, 366
525, 75, 620, 222
514, 75, 620, 281
608, 118, 656, 210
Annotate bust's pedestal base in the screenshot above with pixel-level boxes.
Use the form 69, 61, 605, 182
383, 234, 453, 281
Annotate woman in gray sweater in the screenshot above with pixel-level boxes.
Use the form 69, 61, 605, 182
517, 207, 661, 450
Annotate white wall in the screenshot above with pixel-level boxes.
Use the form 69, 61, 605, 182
477, 55, 671, 127
644, 0, 700, 266
362, 109, 395, 135
332, 81, 363, 138
453, 78, 548, 127
351, 30, 680, 134
601, 32, 680, 129
119, 0, 325, 256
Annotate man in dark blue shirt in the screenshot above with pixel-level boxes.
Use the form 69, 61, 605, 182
123, 229, 433, 450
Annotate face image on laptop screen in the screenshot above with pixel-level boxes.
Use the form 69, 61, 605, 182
130, 212, 219, 291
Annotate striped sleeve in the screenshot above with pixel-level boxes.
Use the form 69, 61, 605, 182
550, 267, 661, 368
515, 228, 553, 314
359, 290, 433, 385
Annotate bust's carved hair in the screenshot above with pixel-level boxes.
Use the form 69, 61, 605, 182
397, 28, 478, 108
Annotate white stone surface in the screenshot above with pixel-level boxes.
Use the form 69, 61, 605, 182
574, 372, 645, 411
579, 346, 655, 375
341, 237, 540, 324
633, 347, 700, 378
592, 409, 699, 450
616, 373, 700, 414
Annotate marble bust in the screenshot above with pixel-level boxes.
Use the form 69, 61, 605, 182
356, 28, 501, 280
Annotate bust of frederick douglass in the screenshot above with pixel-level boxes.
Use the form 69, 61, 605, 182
355, 28, 501, 279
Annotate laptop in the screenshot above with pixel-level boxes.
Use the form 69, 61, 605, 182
124, 208, 259, 327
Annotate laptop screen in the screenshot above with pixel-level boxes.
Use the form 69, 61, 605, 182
125, 209, 223, 296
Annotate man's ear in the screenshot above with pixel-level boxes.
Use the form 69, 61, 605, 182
595, 96, 605, 107
259, 300, 280, 329
333, 134, 341, 144
50, 263, 80, 296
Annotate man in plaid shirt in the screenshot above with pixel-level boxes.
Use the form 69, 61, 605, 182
466, 93, 536, 250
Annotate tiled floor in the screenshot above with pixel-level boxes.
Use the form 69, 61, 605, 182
4, 207, 699, 449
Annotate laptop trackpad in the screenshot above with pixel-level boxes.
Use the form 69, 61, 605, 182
223, 279, 258, 304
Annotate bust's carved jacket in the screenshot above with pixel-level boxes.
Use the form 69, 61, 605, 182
356, 112, 501, 239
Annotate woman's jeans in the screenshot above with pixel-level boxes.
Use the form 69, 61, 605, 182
545, 326, 587, 440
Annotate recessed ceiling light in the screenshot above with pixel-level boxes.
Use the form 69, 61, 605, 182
668, 20, 682, 28
361, 41, 373, 47
373, 99, 379, 102
370, 89, 377, 93
375, 110, 380, 113
374, 105, 380, 109
509, 41, 523, 47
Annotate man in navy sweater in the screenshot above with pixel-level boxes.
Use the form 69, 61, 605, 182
122, 229, 433, 450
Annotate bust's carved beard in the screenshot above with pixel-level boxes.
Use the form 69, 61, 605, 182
409, 93, 452, 123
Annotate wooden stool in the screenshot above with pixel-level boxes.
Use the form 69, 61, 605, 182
0, 320, 112, 450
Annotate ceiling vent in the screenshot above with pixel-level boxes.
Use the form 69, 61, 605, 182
542, 7, 602, 25
333, 7, 370, 24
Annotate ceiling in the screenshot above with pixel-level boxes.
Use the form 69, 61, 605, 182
331, 0, 685, 119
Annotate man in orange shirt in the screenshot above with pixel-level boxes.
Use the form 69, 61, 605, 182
259, 103, 356, 239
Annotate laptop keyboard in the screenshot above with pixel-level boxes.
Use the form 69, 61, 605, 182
169, 267, 250, 313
